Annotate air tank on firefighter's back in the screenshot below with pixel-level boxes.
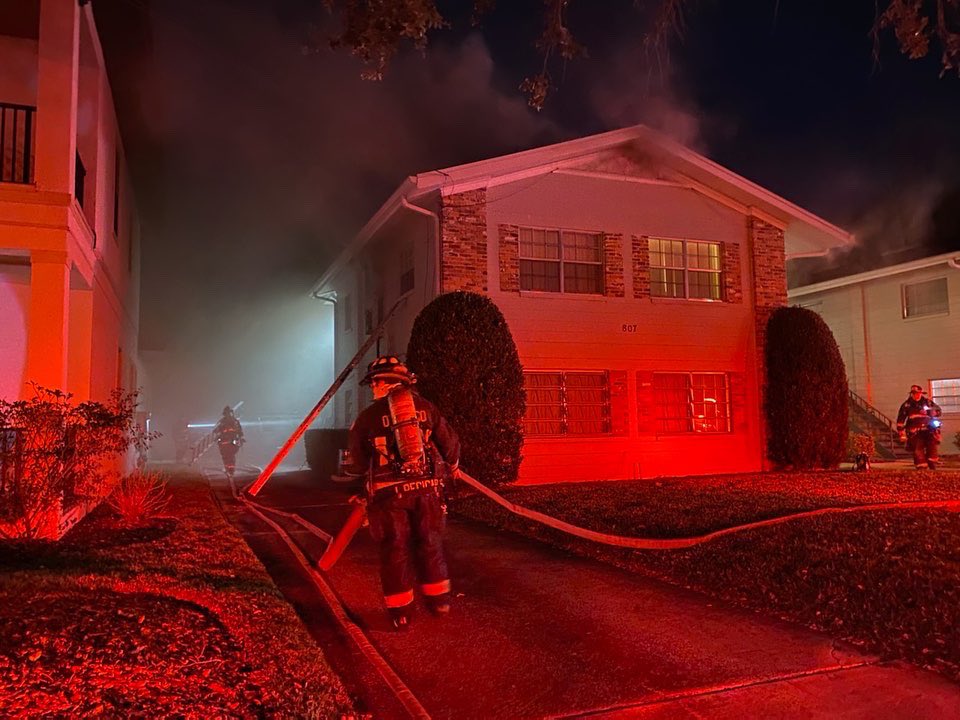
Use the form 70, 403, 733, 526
386, 386, 426, 466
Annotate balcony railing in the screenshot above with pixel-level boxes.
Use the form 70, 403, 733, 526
1, 102, 35, 184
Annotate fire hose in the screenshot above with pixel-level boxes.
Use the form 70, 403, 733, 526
315, 469, 960, 567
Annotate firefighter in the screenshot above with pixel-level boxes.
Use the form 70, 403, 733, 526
347, 355, 461, 630
213, 406, 244, 477
896, 385, 943, 470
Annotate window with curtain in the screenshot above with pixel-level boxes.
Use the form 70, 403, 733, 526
649, 238, 722, 300
524, 371, 610, 435
518, 227, 603, 294
652, 372, 731, 433
902, 277, 948, 318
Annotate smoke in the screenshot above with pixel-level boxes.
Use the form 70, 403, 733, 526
123, 0, 562, 446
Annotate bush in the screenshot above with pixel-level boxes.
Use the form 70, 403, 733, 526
765, 306, 848, 469
108, 470, 170, 526
847, 432, 875, 460
0, 384, 156, 538
406, 291, 525, 487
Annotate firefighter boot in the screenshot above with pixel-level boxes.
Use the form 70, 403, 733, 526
389, 606, 412, 631
428, 593, 451, 617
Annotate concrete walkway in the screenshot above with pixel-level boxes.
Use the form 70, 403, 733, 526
217, 470, 960, 719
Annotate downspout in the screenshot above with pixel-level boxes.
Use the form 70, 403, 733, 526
401, 197, 441, 296
948, 257, 960, 270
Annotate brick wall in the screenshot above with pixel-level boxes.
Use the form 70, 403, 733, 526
631, 235, 650, 299
603, 233, 625, 298
498, 224, 520, 292
440, 190, 487, 292
723, 242, 743, 304
749, 216, 787, 468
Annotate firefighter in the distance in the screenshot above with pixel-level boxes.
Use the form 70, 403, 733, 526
347, 356, 460, 631
213, 406, 244, 477
896, 384, 943, 470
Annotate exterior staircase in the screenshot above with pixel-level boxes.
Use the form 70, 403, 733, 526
848, 390, 910, 461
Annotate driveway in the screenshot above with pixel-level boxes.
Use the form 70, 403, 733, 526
214, 469, 960, 719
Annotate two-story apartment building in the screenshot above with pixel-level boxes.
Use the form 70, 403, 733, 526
0, 0, 141, 405
790, 252, 960, 440
312, 125, 853, 483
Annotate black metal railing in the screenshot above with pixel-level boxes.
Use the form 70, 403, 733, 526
0, 103, 35, 184
848, 389, 898, 456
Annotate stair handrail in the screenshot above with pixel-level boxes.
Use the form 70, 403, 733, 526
848, 389, 898, 455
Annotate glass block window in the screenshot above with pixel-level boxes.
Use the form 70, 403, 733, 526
652, 372, 731, 433
519, 227, 603, 294
902, 278, 948, 318
649, 238, 722, 300
931, 378, 960, 413
524, 371, 610, 435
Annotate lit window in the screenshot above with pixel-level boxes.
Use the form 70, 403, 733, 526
931, 378, 960, 413
400, 245, 414, 294
902, 278, 948, 318
652, 372, 731, 433
649, 238, 722, 300
524, 372, 610, 435
519, 227, 603, 294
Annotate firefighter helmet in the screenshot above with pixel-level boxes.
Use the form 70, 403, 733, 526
361, 355, 416, 386
222, 405, 234, 415
910, 385, 924, 395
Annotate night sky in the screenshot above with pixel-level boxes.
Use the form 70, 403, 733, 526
92, 0, 960, 426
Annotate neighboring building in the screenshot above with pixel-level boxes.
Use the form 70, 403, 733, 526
0, 0, 143, 535
790, 252, 960, 440
0, 0, 141, 404
312, 125, 852, 483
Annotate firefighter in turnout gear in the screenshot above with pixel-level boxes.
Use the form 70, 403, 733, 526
896, 385, 943, 470
347, 356, 461, 630
213, 406, 244, 478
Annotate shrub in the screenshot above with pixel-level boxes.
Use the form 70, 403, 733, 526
108, 470, 171, 526
406, 291, 525, 487
0, 384, 157, 538
765, 306, 848, 469
846, 432, 875, 460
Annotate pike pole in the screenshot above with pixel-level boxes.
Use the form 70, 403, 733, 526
245, 295, 407, 497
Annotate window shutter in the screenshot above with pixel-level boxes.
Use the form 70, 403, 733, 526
728, 372, 748, 434
635, 371, 655, 434
632, 235, 650, 299
723, 242, 743, 304
603, 233, 625, 297
499, 224, 520, 293
608, 370, 629, 435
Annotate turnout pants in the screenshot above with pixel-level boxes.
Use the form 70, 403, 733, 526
367, 489, 450, 609
219, 442, 238, 475
908, 430, 940, 468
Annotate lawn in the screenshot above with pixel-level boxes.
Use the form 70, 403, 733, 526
0, 471, 355, 719
453, 468, 960, 684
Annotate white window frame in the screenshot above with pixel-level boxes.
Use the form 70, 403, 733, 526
652, 372, 732, 434
931, 378, 960, 413
523, 371, 611, 436
649, 238, 723, 301
901, 277, 949, 319
518, 227, 604, 295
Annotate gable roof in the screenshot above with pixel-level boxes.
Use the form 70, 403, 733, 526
313, 124, 854, 294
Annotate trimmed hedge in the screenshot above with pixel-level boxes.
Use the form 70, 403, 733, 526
406, 292, 525, 486
765, 306, 848, 469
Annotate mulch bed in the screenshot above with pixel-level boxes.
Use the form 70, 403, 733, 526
452, 469, 960, 685
0, 472, 355, 719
